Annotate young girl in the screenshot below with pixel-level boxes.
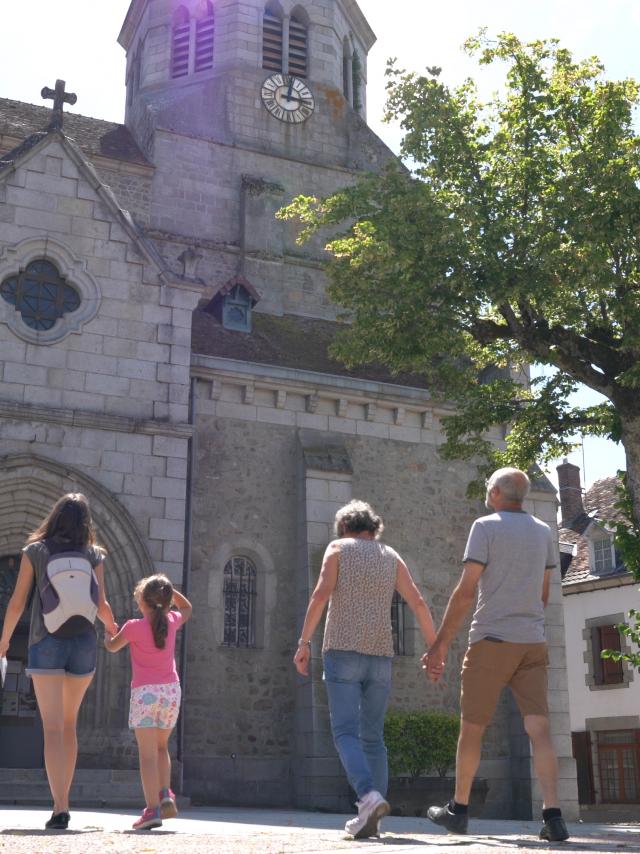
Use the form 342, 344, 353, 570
105, 574, 192, 830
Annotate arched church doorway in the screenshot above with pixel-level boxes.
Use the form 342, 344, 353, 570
0, 552, 43, 766
0, 453, 155, 770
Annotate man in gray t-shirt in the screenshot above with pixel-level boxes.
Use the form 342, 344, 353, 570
423, 467, 569, 843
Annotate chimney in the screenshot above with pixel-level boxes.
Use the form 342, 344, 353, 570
556, 459, 584, 527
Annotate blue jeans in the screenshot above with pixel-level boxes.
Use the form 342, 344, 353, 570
323, 649, 392, 799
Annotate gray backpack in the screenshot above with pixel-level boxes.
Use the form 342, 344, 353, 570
39, 542, 99, 637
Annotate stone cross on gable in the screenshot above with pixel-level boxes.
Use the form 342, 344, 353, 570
41, 79, 77, 130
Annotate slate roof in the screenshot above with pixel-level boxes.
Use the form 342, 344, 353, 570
192, 308, 431, 390
0, 98, 150, 166
560, 475, 630, 587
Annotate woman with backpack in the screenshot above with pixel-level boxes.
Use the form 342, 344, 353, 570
0, 493, 117, 830
104, 573, 192, 830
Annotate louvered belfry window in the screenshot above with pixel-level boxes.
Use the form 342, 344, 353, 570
195, 2, 215, 72
263, 9, 283, 72
288, 15, 308, 78
171, 7, 191, 78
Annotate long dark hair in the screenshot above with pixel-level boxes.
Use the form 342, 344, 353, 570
135, 574, 173, 649
27, 493, 100, 549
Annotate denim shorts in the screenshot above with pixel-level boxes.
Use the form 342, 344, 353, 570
27, 629, 97, 677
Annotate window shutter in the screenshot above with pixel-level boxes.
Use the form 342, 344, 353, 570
571, 731, 595, 804
288, 16, 308, 78
195, 6, 214, 72
599, 625, 624, 685
262, 11, 283, 72
172, 11, 191, 78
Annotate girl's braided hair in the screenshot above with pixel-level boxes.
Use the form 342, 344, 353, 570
135, 574, 173, 649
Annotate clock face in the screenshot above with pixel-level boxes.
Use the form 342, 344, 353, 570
261, 74, 315, 124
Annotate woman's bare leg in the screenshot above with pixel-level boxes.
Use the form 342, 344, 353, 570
32, 675, 66, 812
61, 674, 93, 806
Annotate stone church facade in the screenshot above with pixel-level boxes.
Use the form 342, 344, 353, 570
0, 0, 577, 818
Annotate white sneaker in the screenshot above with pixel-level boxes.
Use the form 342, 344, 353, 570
344, 790, 390, 839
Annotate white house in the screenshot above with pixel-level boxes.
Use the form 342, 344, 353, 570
558, 461, 640, 816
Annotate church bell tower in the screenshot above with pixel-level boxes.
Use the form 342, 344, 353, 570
118, 0, 379, 168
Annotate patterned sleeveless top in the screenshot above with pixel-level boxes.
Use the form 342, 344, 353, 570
322, 538, 399, 657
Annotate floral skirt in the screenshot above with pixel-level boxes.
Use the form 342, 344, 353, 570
129, 682, 181, 730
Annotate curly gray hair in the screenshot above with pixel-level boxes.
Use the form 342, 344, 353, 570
334, 500, 384, 538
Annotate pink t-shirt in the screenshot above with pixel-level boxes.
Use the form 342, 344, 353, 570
121, 609, 183, 689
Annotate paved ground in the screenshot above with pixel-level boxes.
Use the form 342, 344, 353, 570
1, 806, 639, 854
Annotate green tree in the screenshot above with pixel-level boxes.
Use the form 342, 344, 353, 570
279, 33, 640, 559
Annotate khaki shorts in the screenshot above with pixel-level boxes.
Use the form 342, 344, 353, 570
460, 639, 549, 726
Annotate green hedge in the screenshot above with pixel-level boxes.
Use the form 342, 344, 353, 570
384, 710, 460, 778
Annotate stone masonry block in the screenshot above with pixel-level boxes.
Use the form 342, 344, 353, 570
115, 433, 153, 455
150, 518, 185, 541
306, 479, 329, 500
163, 540, 185, 563
165, 499, 186, 521
101, 451, 134, 473
123, 474, 152, 497
24, 170, 78, 198
4, 361, 48, 386
152, 477, 187, 499
152, 435, 189, 459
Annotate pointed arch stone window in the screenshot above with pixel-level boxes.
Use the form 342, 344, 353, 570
195, 1, 215, 72
171, 6, 191, 78
263, 6, 283, 72
223, 556, 257, 648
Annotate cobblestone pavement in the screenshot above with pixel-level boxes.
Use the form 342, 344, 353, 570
1, 807, 639, 854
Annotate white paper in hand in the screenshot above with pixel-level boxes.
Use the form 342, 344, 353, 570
0, 657, 7, 687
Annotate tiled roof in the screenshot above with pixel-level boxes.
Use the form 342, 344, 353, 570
560, 476, 629, 587
192, 309, 431, 390
0, 98, 150, 166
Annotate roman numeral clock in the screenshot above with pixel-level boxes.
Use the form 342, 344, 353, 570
261, 74, 315, 124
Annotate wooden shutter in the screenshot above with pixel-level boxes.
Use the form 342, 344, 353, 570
262, 11, 283, 72
572, 731, 595, 804
288, 16, 307, 78
599, 625, 624, 685
172, 10, 191, 78
195, 6, 214, 72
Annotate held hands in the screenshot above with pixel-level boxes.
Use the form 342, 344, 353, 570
421, 641, 447, 683
0, 637, 9, 658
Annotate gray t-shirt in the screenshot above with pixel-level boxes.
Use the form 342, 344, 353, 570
23, 540, 105, 647
463, 511, 557, 645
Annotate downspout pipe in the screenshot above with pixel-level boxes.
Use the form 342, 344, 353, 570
176, 375, 196, 791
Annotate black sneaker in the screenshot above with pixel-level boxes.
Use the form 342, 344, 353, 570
427, 803, 468, 834
540, 815, 569, 842
45, 811, 70, 830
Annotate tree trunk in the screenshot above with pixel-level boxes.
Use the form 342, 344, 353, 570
619, 412, 640, 528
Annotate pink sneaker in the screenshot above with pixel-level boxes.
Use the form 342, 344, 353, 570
132, 806, 162, 830
159, 787, 178, 819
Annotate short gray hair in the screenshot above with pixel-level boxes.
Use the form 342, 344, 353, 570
334, 500, 384, 538
487, 467, 530, 502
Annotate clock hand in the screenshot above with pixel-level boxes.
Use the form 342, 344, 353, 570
286, 78, 294, 102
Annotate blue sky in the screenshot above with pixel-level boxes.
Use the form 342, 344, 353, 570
1, 0, 633, 487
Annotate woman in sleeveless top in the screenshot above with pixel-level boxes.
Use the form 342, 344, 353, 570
293, 500, 439, 839
0, 493, 117, 830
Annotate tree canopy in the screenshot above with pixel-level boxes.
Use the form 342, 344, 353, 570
279, 32, 640, 537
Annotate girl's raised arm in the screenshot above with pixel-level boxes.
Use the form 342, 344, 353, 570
104, 626, 130, 653
172, 589, 192, 624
